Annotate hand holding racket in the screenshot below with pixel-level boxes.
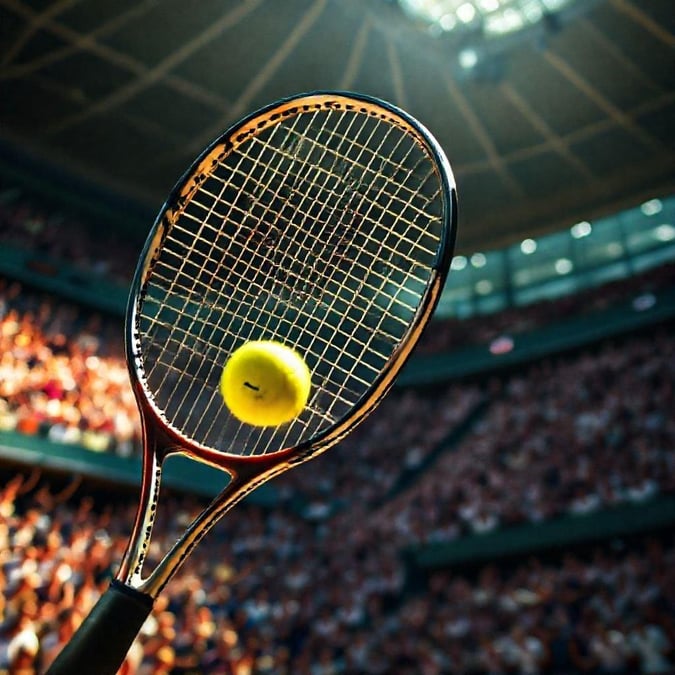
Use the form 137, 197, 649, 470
46, 91, 457, 674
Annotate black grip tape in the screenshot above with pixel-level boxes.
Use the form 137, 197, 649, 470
46, 580, 154, 675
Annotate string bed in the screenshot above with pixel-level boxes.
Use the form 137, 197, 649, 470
135, 102, 445, 456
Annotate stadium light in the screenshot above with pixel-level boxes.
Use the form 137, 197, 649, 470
459, 47, 479, 68
397, 0, 579, 38
520, 238, 537, 254
457, 2, 477, 23
655, 224, 675, 242
451, 255, 468, 270
641, 198, 663, 217
570, 220, 592, 239
475, 279, 493, 294
555, 257, 573, 274
471, 252, 487, 267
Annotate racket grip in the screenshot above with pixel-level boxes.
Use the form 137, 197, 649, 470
46, 580, 154, 675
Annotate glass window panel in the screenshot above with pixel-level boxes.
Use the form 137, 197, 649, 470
585, 261, 630, 287
441, 266, 472, 293
512, 258, 574, 287
573, 215, 625, 269
631, 244, 675, 274
475, 292, 507, 314
514, 275, 579, 306
441, 283, 472, 299
510, 230, 573, 287
438, 271, 473, 317
623, 198, 675, 255
623, 207, 661, 255
437, 296, 474, 319
433, 193, 674, 320
470, 249, 507, 291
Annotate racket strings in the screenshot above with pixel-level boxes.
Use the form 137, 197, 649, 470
179, 137, 434, 323
175, 210, 428, 316
151, 149, 436, 448
180, 175, 433, 293
152, 112, 438, 320
138, 103, 444, 456
271, 113, 419, 442
166, 115, 298, 427
207, 107, 380, 453
143, 111, 300, 413
180, 110, 443, 266
220, 110, 426, 399
193, 136, 441, 261
148, 112, 410, 365
147, 182, 429, 416
144, 108, 368, 448
255, 109, 401, 453
205, 107, 346, 451
200, 107, 372, 451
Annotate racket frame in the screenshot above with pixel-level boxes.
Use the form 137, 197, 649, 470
117, 91, 457, 598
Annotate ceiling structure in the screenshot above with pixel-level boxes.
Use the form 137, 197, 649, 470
0, 0, 673, 254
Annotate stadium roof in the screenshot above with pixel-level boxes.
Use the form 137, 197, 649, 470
0, 0, 673, 253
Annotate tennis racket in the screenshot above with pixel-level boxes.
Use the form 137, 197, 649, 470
46, 91, 457, 675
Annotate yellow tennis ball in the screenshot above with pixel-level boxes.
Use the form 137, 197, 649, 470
220, 341, 311, 427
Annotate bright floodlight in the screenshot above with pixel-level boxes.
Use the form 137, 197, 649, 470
398, 0, 579, 36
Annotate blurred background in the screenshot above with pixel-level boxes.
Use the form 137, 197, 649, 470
0, 0, 674, 673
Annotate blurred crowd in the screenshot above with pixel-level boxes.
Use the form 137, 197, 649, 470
0, 277, 139, 456
0, 471, 673, 674
0, 186, 137, 285
0, 273, 484, 474
278, 383, 484, 521
376, 537, 675, 675
3, 272, 673, 541
1, 187, 674, 673
373, 329, 675, 543
0, 295, 673, 672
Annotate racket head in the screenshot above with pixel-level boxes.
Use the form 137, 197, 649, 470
126, 91, 457, 468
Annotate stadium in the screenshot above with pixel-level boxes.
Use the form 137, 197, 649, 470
0, 0, 674, 673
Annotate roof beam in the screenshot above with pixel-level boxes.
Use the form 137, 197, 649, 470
339, 18, 371, 90
1, 0, 81, 67
442, 73, 524, 198
542, 49, 665, 154
185, 0, 328, 156
39, 0, 266, 136
609, 0, 675, 48
0, 0, 233, 113
499, 82, 595, 181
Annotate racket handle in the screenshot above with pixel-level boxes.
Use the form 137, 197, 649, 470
46, 580, 154, 675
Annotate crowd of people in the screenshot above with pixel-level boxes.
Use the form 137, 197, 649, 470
372, 537, 675, 674
372, 329, 675, 543
0, 469, 673, 674
1, 186, 674, 673
0, 288, 673, 673
3, 270, 673, 543
0, 277, 139, 456
0, 185, 138, 285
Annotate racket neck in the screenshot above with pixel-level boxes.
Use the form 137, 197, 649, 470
117, 419, 294, 597
135, 459, 289, 597
116, 420, 167, 590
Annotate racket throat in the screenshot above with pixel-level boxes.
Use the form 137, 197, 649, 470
119, 453, 288, 598
116, 424, 173, 591
160, 463, 290, 593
